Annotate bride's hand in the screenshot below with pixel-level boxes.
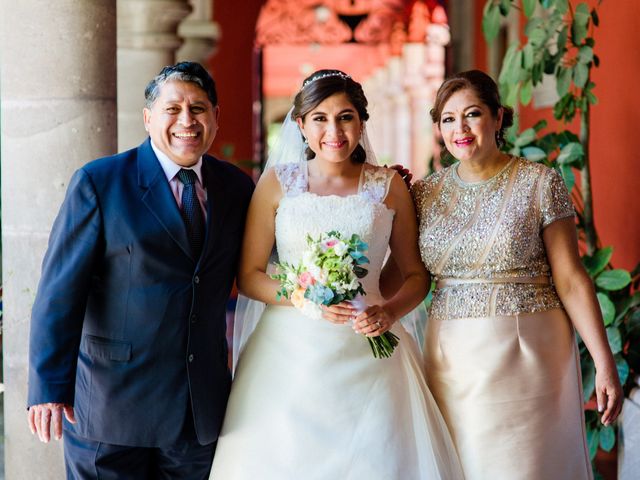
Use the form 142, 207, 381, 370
353, 305, 395, 336
321, 303, 356, 324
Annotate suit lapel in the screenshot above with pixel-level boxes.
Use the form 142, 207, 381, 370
137, 139, 194, 261
200, 156, 230, 262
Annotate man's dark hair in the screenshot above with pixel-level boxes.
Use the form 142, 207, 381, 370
144, 62, 218, 108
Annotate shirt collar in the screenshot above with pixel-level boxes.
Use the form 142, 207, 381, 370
150, 140, 204, 185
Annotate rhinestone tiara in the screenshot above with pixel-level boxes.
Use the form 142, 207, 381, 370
301, 71, 352, 90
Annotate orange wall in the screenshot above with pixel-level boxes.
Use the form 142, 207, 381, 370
515, 1, 640, 270
208, 0, 264, 167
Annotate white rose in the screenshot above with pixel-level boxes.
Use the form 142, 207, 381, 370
333, 241, 348, 256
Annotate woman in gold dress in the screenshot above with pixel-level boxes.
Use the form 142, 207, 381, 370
410, 70, 623, 479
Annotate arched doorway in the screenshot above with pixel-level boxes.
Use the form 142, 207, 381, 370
254, 0, 450, 179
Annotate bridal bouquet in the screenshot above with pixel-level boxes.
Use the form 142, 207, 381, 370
271, 231, 399, 359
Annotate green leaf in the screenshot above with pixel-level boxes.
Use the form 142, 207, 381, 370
574, 62, 589, 88
606, 326, 622, 354
616, 355, 630, 385
557, 142, 584, 164
572, 3, 591, 44
515, 128, 536, 146
499, 44, 519, 85
524, 18, 544, 37
533, 119, 548, 132
591, 8, 600, 27
560, 164, 575, 191
557, 67, 572, 97
586, 91, 599, 106
595, 270, 632, 291
520, 80, 533, 105
583, 246, 613, 277
523, 0, 536, 17
614, 291, 640, 325
557, 26, 568, 54
499, 0, 511, 16
529, 27, 547, 47
593, 54, 600, 67
578, 46, 594, 64
521, 146, 547, 162
483, 2, 502, 42
599, 425, 616, 452
522, 44, 534, 70
555, 0, 569, 14
581, 356, 595, 402
587, 424, 600, 460
597, 293, 615, 326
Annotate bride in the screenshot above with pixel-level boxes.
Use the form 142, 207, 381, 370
209, 70, 462, 479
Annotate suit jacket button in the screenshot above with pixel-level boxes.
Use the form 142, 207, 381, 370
193, 276, 200, 284
188, 354, 194, 362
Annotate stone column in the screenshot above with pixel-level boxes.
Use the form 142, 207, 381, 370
117, 0, 192, 151
0, 2, 117, 478
176, 0, 221, 64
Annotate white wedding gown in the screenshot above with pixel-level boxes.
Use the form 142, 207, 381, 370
209, 163, 463, 479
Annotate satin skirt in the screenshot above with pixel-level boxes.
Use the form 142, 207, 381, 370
424, 308, 592, 480
210, 305, 463, 480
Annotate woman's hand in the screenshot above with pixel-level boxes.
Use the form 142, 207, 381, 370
595, 362, 623, 426
321, 302, 356, 324
353, 305, 396, 337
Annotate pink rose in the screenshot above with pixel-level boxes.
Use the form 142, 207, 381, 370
298, 271, 315, 288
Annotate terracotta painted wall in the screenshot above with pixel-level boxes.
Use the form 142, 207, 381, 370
208, 0, 264, 167
515, 1, 640, 270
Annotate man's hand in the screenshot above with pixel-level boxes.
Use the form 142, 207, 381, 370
386, 164, 413, 189
28, 403, 76, 442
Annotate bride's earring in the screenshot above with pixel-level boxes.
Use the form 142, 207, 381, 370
303, 136, 308, 146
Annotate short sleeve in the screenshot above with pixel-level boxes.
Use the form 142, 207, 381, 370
410, 180, 428, 225
539, 167, 575, 228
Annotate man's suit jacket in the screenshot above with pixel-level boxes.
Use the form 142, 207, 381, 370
28, 138, 254, 447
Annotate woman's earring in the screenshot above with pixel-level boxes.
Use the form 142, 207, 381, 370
303, 137, 308, 146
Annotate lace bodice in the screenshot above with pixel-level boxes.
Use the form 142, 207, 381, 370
274, 163, 395, 305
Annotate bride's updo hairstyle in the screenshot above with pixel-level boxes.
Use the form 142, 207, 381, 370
430, 70, 514, 148
292, 69, 370, 163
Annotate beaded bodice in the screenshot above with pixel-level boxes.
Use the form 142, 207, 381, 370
411, 157, 575, 321
274, 163, 395, 305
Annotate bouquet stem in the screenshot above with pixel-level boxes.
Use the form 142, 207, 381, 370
366, 331, 400, 359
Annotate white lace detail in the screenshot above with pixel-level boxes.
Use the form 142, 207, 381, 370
274, 164, 395, 306
360, 164, 394, 203
275, 163, 307, 197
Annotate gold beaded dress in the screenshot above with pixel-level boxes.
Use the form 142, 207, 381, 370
412, 157, 593, 480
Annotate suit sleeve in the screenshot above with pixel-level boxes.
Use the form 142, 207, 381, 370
28, 168, 103, 407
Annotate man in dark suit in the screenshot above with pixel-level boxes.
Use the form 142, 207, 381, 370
27, 62, 254, 478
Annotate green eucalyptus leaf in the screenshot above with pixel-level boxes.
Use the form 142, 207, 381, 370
616, 355, 630, 385
596, 270, 632, 291
499, 44, 519, 84
557, 67, 572, 97
515, 128, 536, 146
482, 2, 502, 42
573, 3, 591, 44
523, 0, 536, 17
520, 80, 533, 105
574, 62, 589, 88
557, 142, 584, 164
581, 355, 595, 402
605, 326, 622, 354
583, 246, 613, 277
529, 27, 547, 47
560, 164, 575, 191
591, 8, 600, 27
586, 422, 600, 460
599, 425, 615, 452
532, 62, 544, 83
593, 54, 600, 67
521, 146, 547, 162
578, 46, 594, 64
596, 292, 615, 326
586, 91, 599, 105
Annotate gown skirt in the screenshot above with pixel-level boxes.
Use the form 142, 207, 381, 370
424, 307, 593, 480
209, 305, 462, 480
